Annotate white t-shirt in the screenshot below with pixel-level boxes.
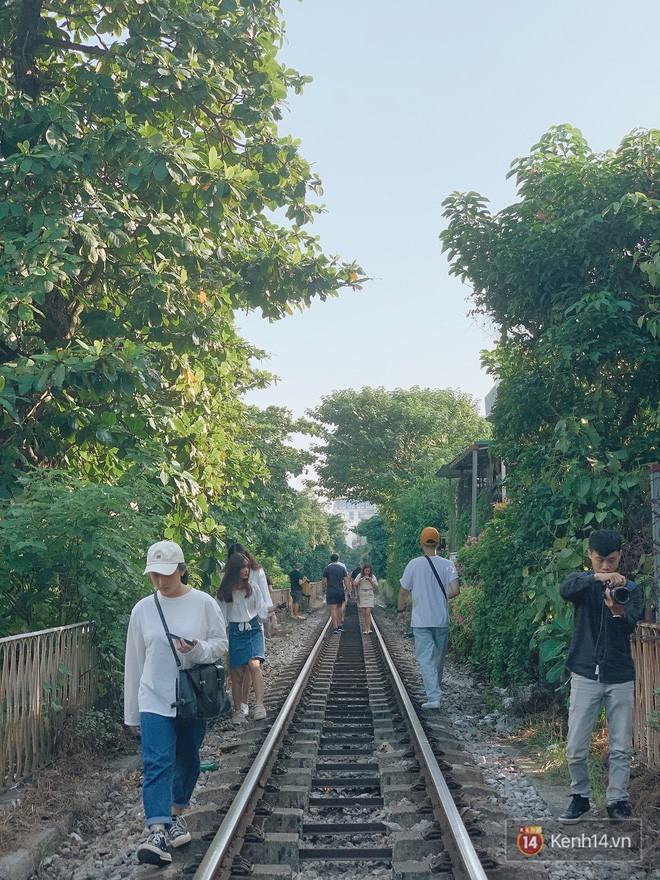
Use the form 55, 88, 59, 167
400, 555, 458, 628
124, 588, 228, 726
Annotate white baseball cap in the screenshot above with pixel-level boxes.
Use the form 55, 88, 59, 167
143, 540, 185, 575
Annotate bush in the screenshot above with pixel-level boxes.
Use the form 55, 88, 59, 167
449, 585, 477, 658
457, 503, 539, 685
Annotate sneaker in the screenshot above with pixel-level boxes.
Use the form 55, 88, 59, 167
240, 702, 250, 717
606, 800, 631, 821
337, 625, 345, 632
232, 710, 247, 725
362, 631, 369, 635
558, 795, 590, 824
331, 627, 340, 634
137, 829, 172, 865
168, 815, 192, 848
421, 700, 441, 710
253, 704, 267, 721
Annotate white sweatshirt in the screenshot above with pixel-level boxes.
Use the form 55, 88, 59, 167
124, 588, 228, 726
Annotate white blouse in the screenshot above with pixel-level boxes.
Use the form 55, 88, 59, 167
217, 581, 268, 628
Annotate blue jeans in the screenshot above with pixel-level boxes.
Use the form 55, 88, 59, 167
413, 627, 449, 703
140, 712, 206, 828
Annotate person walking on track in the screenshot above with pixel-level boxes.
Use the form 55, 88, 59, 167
226, 542, 273, 717
216, 552, 269, 723
354, 563, 377, 634
321, 552, 351, 635
124, 541, 228, 866
396, 527, 459, 710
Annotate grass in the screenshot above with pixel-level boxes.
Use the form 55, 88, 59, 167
510, 709, 611, 808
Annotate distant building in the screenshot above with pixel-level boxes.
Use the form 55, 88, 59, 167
331, 499, 379, 548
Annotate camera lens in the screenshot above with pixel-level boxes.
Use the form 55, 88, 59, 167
611, 585, 630, 604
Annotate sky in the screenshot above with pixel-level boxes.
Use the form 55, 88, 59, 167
238, 0, 660, 422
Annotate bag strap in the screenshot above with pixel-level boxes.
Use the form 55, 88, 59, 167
424, 555, 447, 601
154, 592, 181, 668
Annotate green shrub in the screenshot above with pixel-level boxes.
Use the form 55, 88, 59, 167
449, 585, 477, 658
457, 503, 539, 685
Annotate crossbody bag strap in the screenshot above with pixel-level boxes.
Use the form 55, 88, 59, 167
424, 555, 447, 601
154, 591, 181, 668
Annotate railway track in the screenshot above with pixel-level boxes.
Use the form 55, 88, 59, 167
149, 603, 514, 880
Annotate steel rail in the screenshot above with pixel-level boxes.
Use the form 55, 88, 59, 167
371, 616, 490, 880
192, 617, 331, 880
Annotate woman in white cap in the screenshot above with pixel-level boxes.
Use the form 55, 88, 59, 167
124, 540, 228, 867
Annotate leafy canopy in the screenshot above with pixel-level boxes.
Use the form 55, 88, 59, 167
441, 125, 660, 685
0, 0, 364, 546
310, 386, 487, 508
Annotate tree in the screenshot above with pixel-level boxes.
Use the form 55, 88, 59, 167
441, 125, 660, 683
0, 0, 364, 541
310, 387, 487, 508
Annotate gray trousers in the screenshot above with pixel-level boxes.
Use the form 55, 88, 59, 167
565, 673, 634, 805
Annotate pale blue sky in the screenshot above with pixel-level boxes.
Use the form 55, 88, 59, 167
239, 0, 660, 419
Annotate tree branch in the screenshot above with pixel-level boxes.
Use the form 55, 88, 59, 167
38, 36, 106, 57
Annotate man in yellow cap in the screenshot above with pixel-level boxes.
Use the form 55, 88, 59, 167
396, 527, 460, 709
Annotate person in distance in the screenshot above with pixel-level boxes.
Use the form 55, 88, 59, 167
558, 529, 644, 824
216, 552, 269, 724
396, 527, 460, 710
124, 541, 228, 866
288, 562, 306, 619
354, 563, 378, 634
321, 552, 351, 635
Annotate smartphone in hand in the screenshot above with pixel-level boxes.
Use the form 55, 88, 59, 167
167, 632, 194, 646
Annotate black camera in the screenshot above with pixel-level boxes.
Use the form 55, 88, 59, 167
603, 582, 630, 605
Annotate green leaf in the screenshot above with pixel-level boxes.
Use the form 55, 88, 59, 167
153, 159, 169, 182
95, 427, 115, 445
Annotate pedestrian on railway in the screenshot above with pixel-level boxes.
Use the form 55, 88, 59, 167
396, 527, 460, 710
216, 552, 269, 723
226, 542, 273, 717
321, 552, 351, 635
558, 529, 644, 824
289, 562, 306, 619
354, 563, 378, 634
124, 540, 228, 867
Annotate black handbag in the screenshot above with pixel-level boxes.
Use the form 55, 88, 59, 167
154, 593, 231, 721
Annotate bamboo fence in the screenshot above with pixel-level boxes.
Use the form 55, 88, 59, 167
1, 622, 97, 792
631, 622, 660, 767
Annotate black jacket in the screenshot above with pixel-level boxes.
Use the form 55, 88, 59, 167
559, 572, 644, 683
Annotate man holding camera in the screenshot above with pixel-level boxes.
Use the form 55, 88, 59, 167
558, 529, 644, 823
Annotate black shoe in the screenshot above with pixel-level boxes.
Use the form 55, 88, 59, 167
606, 800, 631, 821
558, 795, 590, 824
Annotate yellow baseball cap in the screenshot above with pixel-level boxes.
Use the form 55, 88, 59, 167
420, 527, 440, 545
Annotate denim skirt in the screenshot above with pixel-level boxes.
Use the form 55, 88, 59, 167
228, 617, 265, 669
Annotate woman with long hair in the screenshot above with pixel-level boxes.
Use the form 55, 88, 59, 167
226, 542, 273, 715
354, 563, 378, 634
216, 553, 268, 722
